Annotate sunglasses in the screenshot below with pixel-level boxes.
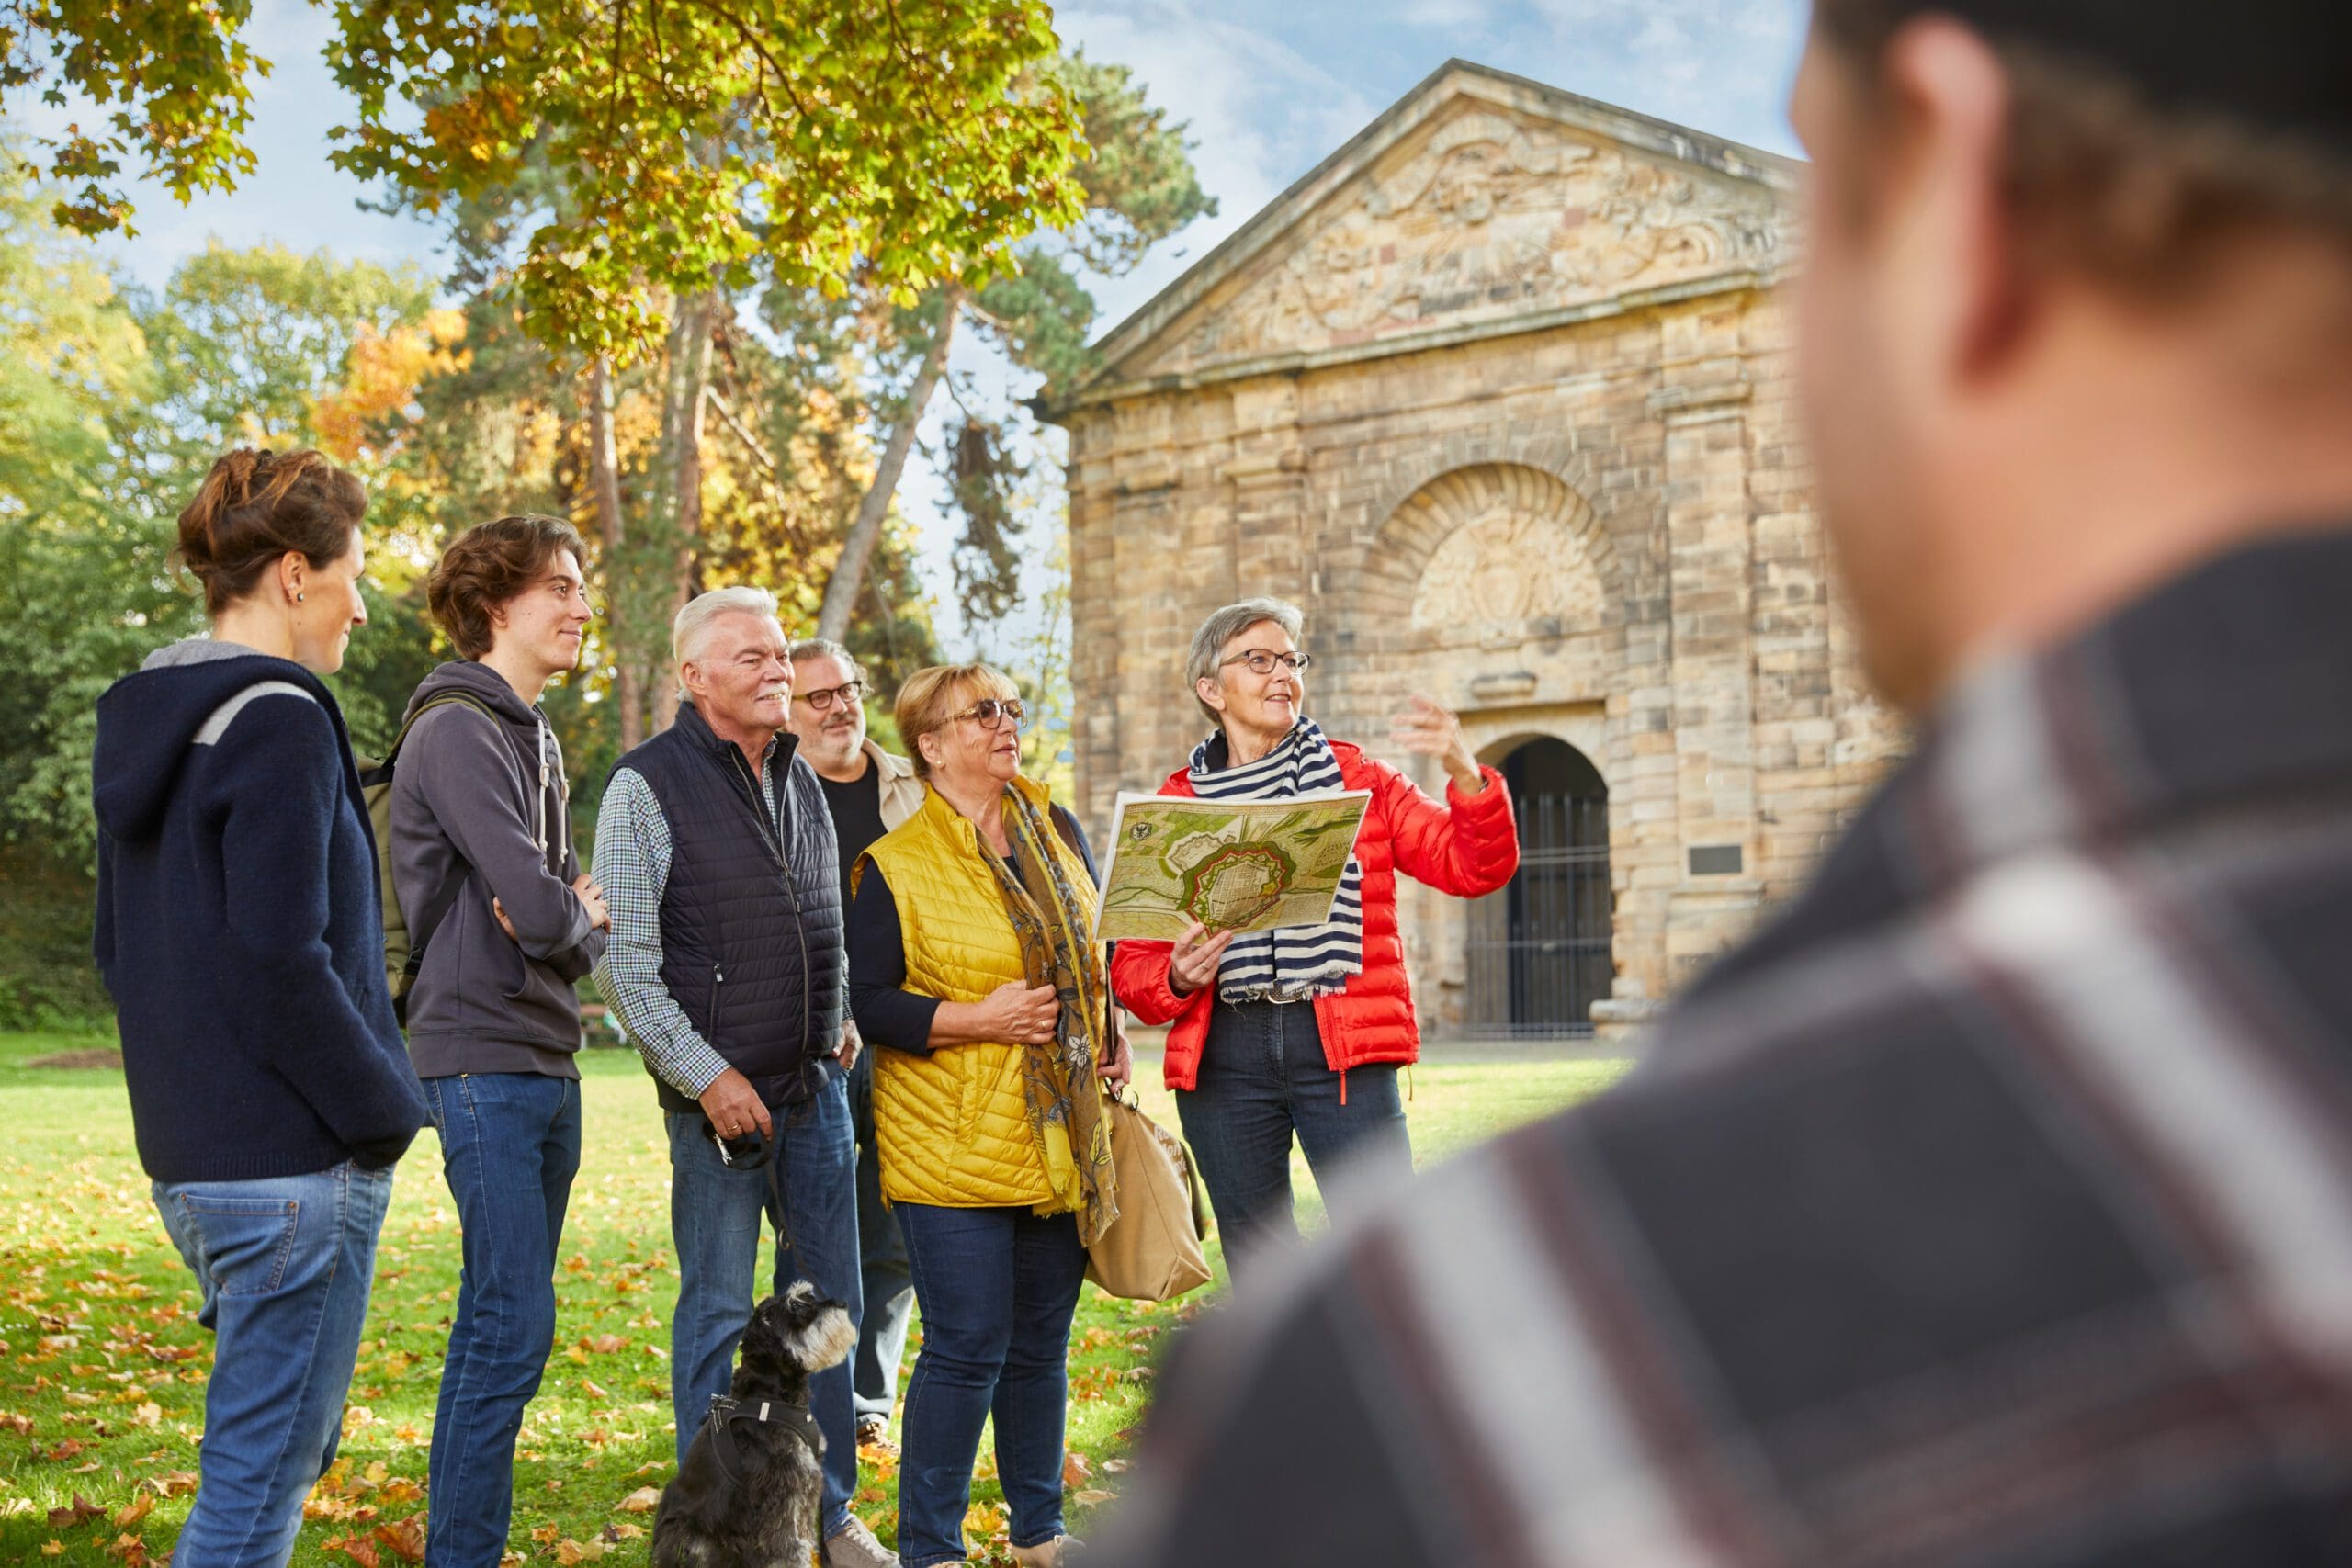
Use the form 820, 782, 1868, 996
949, 697, 1025, 730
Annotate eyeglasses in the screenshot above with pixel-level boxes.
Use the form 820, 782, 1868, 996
1219, 649, 1312, 676
948, 697, 1025, 730
795, 681, 865, 713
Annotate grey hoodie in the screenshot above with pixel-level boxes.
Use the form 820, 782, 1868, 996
390, 660, 607, 1077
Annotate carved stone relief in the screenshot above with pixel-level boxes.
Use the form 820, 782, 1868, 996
1154, 106, 1787, 376
1399, 465, 1608, 648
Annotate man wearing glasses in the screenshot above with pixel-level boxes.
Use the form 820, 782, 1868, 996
785, 637, 923, 1455
1109, 597, 1520, 1280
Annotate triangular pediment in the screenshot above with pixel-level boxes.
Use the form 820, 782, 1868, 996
1066, 62, 1797, 403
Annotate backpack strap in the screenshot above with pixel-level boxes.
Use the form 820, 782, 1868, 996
388, 694, 508, 997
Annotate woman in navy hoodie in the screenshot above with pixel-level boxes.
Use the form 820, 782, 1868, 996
93, 447, 429, 1568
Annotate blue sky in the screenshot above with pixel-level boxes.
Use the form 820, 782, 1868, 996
9, 0, 1813, 649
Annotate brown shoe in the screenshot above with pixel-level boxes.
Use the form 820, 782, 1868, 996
1006, 1537, 1085, 1567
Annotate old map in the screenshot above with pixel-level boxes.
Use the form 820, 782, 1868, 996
1092, 790, 1373, 942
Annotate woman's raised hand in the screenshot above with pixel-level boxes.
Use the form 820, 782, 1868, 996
1390, 694, 1485, 790
978, 979, 1060, 1044
1169, 919, 1237, 997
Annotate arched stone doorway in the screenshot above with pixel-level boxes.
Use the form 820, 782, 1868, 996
1464, 737, 1612, 1036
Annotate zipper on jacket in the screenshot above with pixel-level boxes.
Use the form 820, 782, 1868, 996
727, 746, 817, 1086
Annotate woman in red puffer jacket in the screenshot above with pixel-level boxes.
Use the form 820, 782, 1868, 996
1110, 598, 1518, 1279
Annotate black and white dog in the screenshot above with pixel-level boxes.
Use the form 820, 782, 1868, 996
651, 1281, 858, 1568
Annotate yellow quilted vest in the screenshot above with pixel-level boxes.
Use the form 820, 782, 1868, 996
857, 777, 1100, 1211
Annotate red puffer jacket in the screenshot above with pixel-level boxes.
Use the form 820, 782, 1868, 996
1112, 739, 1519, 1092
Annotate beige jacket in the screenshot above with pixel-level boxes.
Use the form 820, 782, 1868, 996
865, 738, 925, 831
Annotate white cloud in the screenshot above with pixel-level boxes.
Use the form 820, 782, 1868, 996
1057, 2, 1383, 332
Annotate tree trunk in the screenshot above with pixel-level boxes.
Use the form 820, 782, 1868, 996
582, 355, 643, 750
817, 286, 961, 643
642, 292, 718, 735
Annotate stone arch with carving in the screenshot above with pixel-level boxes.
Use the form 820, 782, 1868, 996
1357, 461, 1618, 649
1367, 429, 1596, 528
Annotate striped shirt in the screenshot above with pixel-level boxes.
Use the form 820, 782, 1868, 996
1102, 527, 2352, 1568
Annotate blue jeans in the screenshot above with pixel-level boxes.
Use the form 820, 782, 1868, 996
153, 1161, 393, 1568
664, 1071, 861, 1539
847, 1048, 914, 1427
1174, 998, 1413, 1280
895, 1202, 1088, 1568
423, 1073, 582, 1568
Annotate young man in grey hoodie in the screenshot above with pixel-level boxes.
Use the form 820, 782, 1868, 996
390, 514, 609, 1568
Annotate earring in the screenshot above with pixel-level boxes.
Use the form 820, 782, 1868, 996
295, 592, 306, 603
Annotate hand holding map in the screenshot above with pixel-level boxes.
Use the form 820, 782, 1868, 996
1091, 789, 1373, 942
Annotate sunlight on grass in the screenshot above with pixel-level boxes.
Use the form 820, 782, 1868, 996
0, 1033, 1624, 1563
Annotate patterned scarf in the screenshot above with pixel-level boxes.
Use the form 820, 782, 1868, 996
1187, 716, 1366, 1003
980, 785, 1120, 1246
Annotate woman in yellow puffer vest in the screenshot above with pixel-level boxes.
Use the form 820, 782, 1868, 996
845, 663, 1129, 1568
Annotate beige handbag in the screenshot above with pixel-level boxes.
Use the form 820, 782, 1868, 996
1084, 1090, 1214, 1302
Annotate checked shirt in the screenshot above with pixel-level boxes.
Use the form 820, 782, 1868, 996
1102, 525, 2352, 1568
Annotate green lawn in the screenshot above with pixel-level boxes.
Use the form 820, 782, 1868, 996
0, 1032, 1625, 1564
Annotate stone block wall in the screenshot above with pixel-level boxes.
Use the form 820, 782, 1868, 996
1064, 281, 1906, 1032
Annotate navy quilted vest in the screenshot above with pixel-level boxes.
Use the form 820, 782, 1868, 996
615, 699, 844, 1114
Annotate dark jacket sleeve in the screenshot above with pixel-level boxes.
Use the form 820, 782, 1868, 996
398, 704, 599, 964
211, 698, 427, 1163
846, 865, 944, 1055
548, 832, 603, 983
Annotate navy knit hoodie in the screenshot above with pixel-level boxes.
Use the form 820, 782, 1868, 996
92, 638, 429, 1181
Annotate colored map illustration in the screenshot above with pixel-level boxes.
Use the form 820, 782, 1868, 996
1092, 789, 1373, 942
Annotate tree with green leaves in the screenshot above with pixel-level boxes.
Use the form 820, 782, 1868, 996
813, 51, 1217, 642
6, 0, 1087, 354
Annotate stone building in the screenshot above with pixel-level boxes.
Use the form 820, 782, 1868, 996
1046, 60, 1905, 1036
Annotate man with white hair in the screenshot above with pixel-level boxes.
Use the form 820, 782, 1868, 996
594, 588, 897, 1568
783, 637, 923, 1454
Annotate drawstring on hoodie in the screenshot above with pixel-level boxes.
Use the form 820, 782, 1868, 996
535, 719, 553, 858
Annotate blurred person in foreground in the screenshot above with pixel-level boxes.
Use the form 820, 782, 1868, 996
1102, 2, 2352, 1564
784, 636, 924, 1453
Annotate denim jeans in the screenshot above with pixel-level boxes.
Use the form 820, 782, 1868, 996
1174, 998, 1413, 1281
664, 1068, 861, 1539
422, 1073, 582, 1567
846, 1047, 914, 1427
153, 1160, 394, 1568
894, 1202, 1088, 1568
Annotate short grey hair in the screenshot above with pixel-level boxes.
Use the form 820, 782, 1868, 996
673, 585, 781, 699
1186, 597, 1305, 727
788, 637, 865, 684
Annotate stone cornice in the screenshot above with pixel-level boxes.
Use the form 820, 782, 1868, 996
1043, 266, 1783, 420
1036, 59, 1800, 424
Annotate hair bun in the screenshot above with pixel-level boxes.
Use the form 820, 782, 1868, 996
171, 446, 367, 616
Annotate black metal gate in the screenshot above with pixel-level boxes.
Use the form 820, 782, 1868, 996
1463, 739, 1611, 1037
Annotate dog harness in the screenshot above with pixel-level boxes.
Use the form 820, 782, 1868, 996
702, 1391, 822, 1486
